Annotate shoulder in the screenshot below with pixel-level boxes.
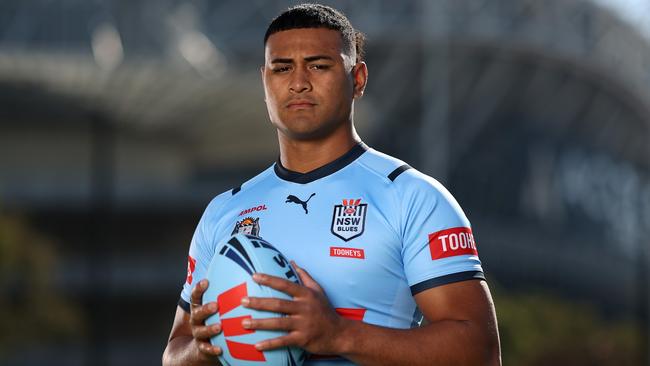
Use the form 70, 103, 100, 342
396, 168, 455, 204
230, 165, 276, 196
360, 147, 465, 216
356, 147, 413, 184
359, 147, 449, 199
203, 165, 276, 216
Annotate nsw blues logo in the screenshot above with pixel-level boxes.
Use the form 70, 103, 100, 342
331, 199, 367, 242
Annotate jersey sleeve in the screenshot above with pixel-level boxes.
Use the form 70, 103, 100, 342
178, 193, 229, 312
397, 171, 484, 295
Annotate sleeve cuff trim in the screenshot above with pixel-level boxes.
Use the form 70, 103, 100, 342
410, 271, 485, 295
178, 298, 191, 313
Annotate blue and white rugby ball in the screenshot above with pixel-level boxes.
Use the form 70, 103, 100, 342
203, 234, 305, 366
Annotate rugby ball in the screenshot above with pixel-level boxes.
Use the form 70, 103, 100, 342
203, 234, 305, 366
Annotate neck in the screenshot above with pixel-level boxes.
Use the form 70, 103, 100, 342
278, 123, 361, 173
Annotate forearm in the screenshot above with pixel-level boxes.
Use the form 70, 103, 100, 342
335, 319, 500, 366
163, 336, 220, 366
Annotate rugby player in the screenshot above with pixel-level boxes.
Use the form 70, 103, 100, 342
163, 4, 501, 365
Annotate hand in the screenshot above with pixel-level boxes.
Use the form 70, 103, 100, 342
190, 279, 223, 361
241, 261, 350, 355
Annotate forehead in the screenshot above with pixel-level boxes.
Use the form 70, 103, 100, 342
265, 28, 345, 60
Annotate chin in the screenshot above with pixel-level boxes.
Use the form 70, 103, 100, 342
273, 114, 346, 141
281, 123, 339, 141
284, 128, 329, 141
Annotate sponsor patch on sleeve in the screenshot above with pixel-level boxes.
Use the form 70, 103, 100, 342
428, 227, 478, 260
186, 256, 196, 284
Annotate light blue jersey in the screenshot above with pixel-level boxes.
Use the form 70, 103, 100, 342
179, 142, 484, 365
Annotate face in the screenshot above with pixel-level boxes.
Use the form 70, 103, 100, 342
262, 28, 367, 141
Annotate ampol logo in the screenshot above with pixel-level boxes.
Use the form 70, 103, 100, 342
239, 204, 267, 216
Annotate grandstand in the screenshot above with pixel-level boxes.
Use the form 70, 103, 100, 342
1, 1, 648, 364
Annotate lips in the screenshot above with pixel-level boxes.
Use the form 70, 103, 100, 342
286, 99, 316, 109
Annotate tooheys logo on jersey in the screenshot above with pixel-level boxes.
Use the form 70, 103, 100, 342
331, 198, 367, 241
428, 227, 478, 260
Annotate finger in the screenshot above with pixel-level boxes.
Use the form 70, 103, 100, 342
191, 279, 209, 306
253, 273, 303, 296
192, 323, 222, 340
291, 261, 323, 292
242, 316, 293, 331
191, 301, 218, 325
242, 296, 297, 314
255, 334, 295, 351
196, 340, 222, 356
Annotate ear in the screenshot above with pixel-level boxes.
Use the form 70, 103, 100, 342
352, 61, 368, 99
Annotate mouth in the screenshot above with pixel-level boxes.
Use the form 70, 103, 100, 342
286, 100, 317, 109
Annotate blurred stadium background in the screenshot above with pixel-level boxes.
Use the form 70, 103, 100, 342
1, 0, 649, 365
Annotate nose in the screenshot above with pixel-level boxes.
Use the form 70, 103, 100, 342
289, 67, 312, 93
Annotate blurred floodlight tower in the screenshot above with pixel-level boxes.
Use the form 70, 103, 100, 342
177, 29, 225, 79
91, 22, 123, 73
168, 2, 226, 79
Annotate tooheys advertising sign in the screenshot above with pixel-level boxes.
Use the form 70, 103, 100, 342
331, 199, 367, 241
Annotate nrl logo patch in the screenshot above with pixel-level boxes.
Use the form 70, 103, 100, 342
331, 199, 367, 242
231, 216, 260, 236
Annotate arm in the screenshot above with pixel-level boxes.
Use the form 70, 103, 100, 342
244, 263, 501, 366
162, 280, 223, 366
335, 279, 501, 365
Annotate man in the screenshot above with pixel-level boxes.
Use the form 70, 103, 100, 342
163, 4, 501, 366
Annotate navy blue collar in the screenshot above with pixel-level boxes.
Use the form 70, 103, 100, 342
274, 142, 368, 184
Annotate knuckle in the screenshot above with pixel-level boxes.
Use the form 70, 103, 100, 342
280, 317, 291, 329
245, 297, 257, 307
191, 285, 202, 297
271, 299, 283, 309
199, 342, 214, 354
197, 341, 207, 353
264, 339, 276, 349
281, 282, 295, 292
192, 326, 204, 339
295, 336, 308, 348
296, 302, 310, 313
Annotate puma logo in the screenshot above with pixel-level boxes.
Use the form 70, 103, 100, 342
285, 193, 316, 214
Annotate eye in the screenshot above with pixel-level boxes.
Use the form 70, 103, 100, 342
272, 65, 291, 73
309, 64, 331, 71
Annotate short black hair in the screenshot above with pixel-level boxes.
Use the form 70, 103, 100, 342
264, 3, 365, 62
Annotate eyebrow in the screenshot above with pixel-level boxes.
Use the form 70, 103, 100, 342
270, 55, 334, 64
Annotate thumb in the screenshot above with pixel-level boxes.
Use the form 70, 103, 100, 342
291, 261, 323, 292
